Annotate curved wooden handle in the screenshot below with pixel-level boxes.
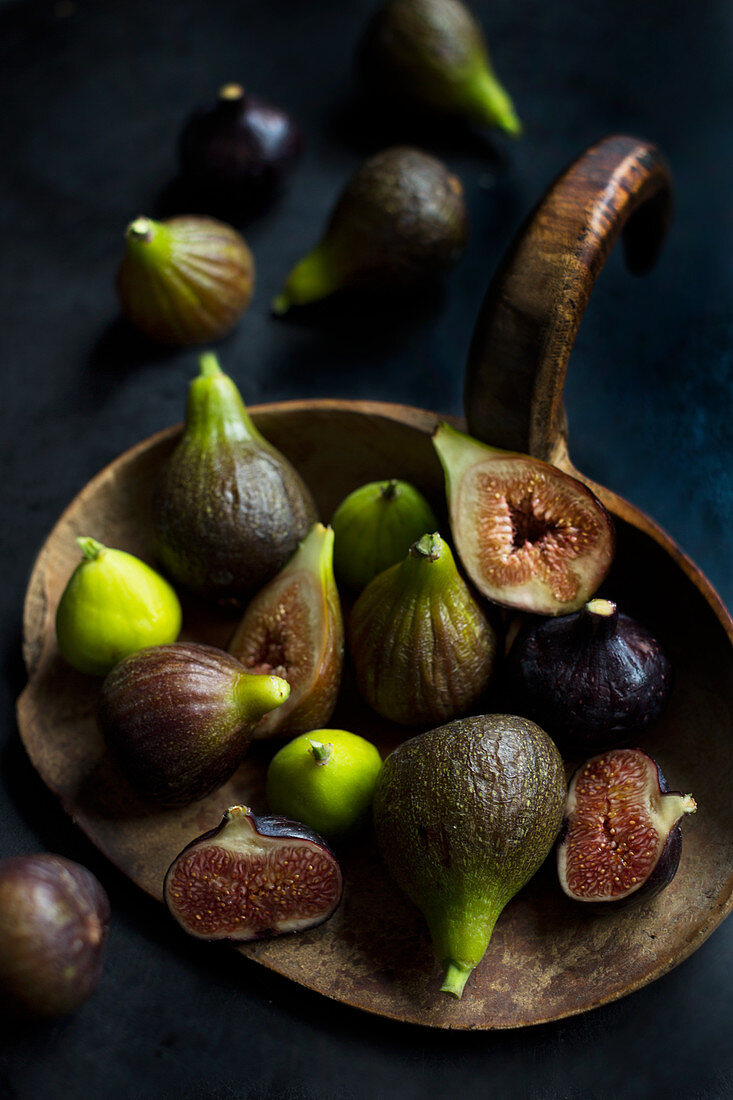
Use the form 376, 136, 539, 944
464, 134, 673, 465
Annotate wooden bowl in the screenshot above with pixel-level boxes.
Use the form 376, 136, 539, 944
17, 136, 733, 1030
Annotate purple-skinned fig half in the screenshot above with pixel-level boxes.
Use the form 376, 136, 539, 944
164, 806, 343, 940
557, 748, 696, 906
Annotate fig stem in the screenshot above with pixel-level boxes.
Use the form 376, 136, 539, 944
198, 351, 223, 379
468, 67, 522, 136
126, 216, 155, 244
76, 536, 105, 561
308, 740, 333, 766
380, 480, 400, 502
219, 82, 245, 102
272, 243, 343, 315
410, 532, 441, 561
441, 961, 473, 999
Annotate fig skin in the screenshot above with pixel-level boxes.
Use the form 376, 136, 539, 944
152, 352, 318, 604
506, 598, 674, 751
164, 805, 343, 941
272, 146, 468, 314
557, 748, 697, 907
0, 854, 110, 1019
98, 642, 290, 806
117, 214, 254, 346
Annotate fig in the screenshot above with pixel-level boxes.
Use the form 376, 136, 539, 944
358, 0, 522, 135
349, 532, 498, 726
557, 748, 697, 905
151, 352, 318, 603
433, 422, 615, 615
330, 478, 438, 592
271, 146, 468, 314
178, 83, 304, 209
506, 598, 674, 750
0, 854, 110, 1018
98, 642, 289, 806
228, 523, 344, 739
164, 805, 343, 941
116, 214, 254, 346
55, 536, 182, 676
373, 714, 566, 997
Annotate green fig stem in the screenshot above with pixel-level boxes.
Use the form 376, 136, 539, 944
76, 536, 105, 562
467, 67, 522, 136
440, 961, 474, 999
234, 672, 290, 722
185, 352, 269, 448
308, 740, 334, 766
272, 243, 343, 315
288, 523, 335, 585
380, 480, 400, 502
409, 532, 442, 562
198, 351, 223, 378
127, 216, 155, 243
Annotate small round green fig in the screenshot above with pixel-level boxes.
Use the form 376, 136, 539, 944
272, 146, 468, 314
349, 532, 498, 725
116, 214, 255, 346
55, 537, 182, 676
331, 478, 438, 592
358, 0, 522, 135
373, 714, 566, 998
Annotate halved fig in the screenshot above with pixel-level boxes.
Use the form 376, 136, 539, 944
557, 748, 696, 905
228, 523, 344, 738
164, 805, 343, 940
432, 423, 615, 615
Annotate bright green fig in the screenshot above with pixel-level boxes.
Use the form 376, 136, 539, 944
358, 0, 522, 136
272, 147, 468, 314
117, 215, 255, 346
373, 714, 566, 997
54, 537, 182, 676
152, 352, 318, 603
331, 478, 438, 592
432, 422, 615, 615
349, 532, 498, 725
228, 523, 344, 739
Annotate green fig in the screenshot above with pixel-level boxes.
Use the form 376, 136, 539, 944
54, 537, 182, 676
271, 146, 468, 314
152, 352, 318, 603
358, 0, 522, 135
98, 642, 290, 806
373, 714, 566, 997
117, 215, 255, 346
228, 524, 344, 739
331, 478, 438, 592
349, 532, 498, 725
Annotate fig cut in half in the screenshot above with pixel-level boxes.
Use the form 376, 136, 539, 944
557, 748, 696, 906
433, 423, 615, 615
164, 806, 343, 941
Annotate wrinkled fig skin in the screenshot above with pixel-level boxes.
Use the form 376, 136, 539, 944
374, 715, 566, 996
507, 600, 674, 751
0, 855, 110, 1019
98, 643, 288, 806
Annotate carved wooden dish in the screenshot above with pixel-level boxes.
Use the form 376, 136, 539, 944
17, 137, 733, 1029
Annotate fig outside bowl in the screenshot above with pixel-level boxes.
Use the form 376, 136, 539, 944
17, 136, 733, 1030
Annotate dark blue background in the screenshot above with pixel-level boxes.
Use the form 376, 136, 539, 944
1, 0, 731, 1096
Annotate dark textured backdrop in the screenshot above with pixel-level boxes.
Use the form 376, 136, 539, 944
1, 0, 732, 1097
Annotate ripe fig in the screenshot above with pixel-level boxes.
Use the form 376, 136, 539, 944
272, 146, 468, 314
98, 642, 289, 806
228, 524, 344, 739
349, 532, 498, 726
557, 748, 697, 905
358, 0, 522, 135
164, 805, 343, 941
55, 536, 182, 676
116, 214, 254, 346
330, 478, 438, 592
152, 352, 318, 603
506, 598, 674, 751
178, 83, 304, 209
433, 422, 615, 615
373, 714, 566, 997
0, 854, 110, 1019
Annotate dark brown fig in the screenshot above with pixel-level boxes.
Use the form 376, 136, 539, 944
116, 215, 254, 346
506, 598, 674, 751
272, 146, 468, 314
557, 748, 696, 906
98, 642, 289, 806
164, 805, 343, 940
152, 352, 318, 603
349, 532, 498, 726
228, 524, 344, 739
178, 83, 304, 208
0, 854, 110, 1019
433, 422, 615, 615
